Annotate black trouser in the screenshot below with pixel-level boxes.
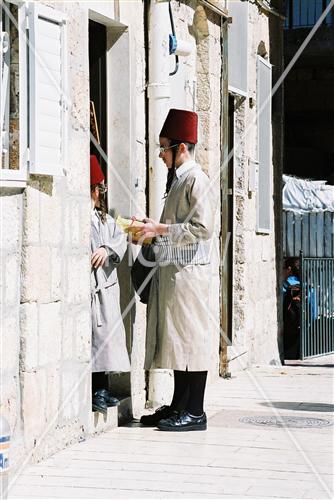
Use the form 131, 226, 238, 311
92, 372, 109, 393
170, 370, 208, 416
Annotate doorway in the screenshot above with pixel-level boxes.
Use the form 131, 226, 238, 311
89, 20, 107, 174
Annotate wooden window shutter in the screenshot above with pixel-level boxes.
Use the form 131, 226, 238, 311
256, 55, 272, 234
228, 0, 249, 97
28, 3, 67, 176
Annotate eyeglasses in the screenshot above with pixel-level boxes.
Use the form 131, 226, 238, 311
158, 144, 179, 154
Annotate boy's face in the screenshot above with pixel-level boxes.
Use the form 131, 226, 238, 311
159, 137, 178, 169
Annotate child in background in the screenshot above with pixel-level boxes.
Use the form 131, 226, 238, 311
90, 155, 130, 414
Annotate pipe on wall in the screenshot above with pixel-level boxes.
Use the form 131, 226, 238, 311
147, 0, 171, 220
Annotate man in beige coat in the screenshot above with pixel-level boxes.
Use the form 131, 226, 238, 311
136, 109, 214, 431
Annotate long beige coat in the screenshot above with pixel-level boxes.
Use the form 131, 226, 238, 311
91, 210, 130, 373
145, 161, 214, 371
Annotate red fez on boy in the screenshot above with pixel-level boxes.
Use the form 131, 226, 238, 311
90, 155, 105, 185
160, 108, 198, 144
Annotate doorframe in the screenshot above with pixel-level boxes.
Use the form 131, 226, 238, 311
219, 17, 234, 377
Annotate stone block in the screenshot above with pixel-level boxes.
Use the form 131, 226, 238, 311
66, 146, 90, 195
39, 303, 62, 367
21, 369, 47, 450
66, 6, 88, 71
62, 312, 74, 360
65, 254, 90, 305
4, 252, 20, 306
80, 204, 91, 247
20, 302, 39, 371
89, 405, 118, 435
0, 373, 20, 438
51, 248, 62, 301
69, 69, 89, 136
39, 184, 62, 246
45, 368, 60, 425
23, 182, 40, 245
60, 364, 88, 421
70, 202, 80, 246
2, 312, 20, 373
74, 309, 91, 362
21, 246, 52, 303
0, 193, 22, 250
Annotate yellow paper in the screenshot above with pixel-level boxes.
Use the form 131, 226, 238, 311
116, 215, 152, 244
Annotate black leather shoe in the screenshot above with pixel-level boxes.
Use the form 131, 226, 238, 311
157, 411, 207, 431
92, 391, 108, 415
94, 389, 120, 408
140, 405, 175, 426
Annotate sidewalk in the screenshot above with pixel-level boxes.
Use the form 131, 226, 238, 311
9, 357, 334, 499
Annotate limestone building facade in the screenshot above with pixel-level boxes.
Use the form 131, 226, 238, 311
1, 0, 283, 468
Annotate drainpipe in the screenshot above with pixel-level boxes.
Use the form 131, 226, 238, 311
147, 0, 171, 221
147, 0, 171, 407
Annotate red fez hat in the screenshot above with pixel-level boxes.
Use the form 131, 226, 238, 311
160, 108, 198, 144
90, 155, 105, 185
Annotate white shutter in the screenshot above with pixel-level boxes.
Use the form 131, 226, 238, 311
28, 3, 67, 176
228, 0, 249, 97
256, 56, 272, 234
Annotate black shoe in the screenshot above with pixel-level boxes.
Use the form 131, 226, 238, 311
140, 405, 175, 427
92, 391, 108, 415
94, 389, 120, 408
157, 411, 207, 432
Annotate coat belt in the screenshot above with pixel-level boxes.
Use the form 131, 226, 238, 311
92, 280, 117, 327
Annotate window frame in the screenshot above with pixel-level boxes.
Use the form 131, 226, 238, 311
0, 0, 67, 187
256, 55, 272, 235
227, 0, 249, 97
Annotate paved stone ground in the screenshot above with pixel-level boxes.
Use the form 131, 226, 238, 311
8, 356, 334, 499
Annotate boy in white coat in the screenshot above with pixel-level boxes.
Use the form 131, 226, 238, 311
90, 155, 130, 414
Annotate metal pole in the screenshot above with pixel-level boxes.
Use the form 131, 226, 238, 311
300, 250, 304, 359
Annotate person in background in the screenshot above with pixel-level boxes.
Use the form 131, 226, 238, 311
90, 155, 130, 414
283, 257, 301, 360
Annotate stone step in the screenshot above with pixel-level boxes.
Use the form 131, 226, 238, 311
89, 396, 132, 435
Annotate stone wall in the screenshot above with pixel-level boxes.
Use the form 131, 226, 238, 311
0, 0, 282, 470
18, 1, 91, 463
229, 2, 281, 370
0, 189, 24, 466
147, 1, 222, 406
1, 0, 147, 468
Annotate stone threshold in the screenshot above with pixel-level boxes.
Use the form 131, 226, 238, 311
89, 396, 132, 435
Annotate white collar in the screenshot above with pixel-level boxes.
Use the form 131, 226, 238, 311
175, 159, 197, 179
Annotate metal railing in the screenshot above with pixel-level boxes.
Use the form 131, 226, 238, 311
285, 0, 334, 28
300, 255, 334, 359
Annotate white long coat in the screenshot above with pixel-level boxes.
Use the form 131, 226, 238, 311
145, 161, 215, 371
91, 210, 130, 372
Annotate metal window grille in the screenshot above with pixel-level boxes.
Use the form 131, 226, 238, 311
300, 254, 334, 359
283, 211, 334, 258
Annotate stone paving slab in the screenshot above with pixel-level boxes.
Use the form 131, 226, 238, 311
8, 360, 334, 499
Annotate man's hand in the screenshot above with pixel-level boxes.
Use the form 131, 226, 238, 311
135, 218, 168, 239
91, 247, 108, 268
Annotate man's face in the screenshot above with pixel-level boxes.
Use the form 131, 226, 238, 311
159, 137, 178, 169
